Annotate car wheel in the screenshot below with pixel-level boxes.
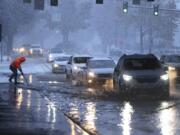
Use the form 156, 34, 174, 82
113, 79, 117, 90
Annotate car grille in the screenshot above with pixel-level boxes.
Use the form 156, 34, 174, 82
97, 74, 112, 78
135, 76, 159, 83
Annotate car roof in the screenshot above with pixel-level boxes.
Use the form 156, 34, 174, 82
122, 54, 157, 59
162, 54, 180, 57
89, 57, 113, 61
73, 55, 92, 58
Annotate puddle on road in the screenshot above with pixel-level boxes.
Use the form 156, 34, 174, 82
39, 80, 62, 85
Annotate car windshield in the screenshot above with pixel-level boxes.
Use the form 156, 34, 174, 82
166, 56, 180, 63
55, 57, 70, 61
74, 57, 90, 64
31, 46, 40, 48
88, 60, 115, 68
51, 49, 63, 53
124, 58, 160, 70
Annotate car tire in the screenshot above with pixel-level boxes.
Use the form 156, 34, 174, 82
113, 79, 117, 90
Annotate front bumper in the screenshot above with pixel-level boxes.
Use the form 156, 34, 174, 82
121, 80, 169, 94
52, 66, 66, 73
87, 75, 113, 84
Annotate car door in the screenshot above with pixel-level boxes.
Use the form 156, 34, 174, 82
114, 57, 124, 84
66, 56, 73, 75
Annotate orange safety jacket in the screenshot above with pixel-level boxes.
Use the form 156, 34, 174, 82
10, 57, 26, 69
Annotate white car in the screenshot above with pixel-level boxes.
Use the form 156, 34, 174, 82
29, 45, 43, 57
52, 55, 71, 73
66, 55, 92, 80
76, 57, 116, 86
47, 49, 64, 62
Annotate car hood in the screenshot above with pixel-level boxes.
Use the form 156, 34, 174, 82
54, 61, 68, 65
166, 62, 180, 67
124, 69, 165, 78
89, 68, 114, 74
49, 53, 63, 58
76, 64, 87, 68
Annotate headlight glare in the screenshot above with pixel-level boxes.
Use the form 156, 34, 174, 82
88, 72, 95, 77
53, 64, 59, 68
73, 66, 78, 70
161, 74, 169, 81
168, 66, 175, 71
123, 74, 133, 81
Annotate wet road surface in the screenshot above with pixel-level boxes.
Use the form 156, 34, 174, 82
1, 57, 180, 135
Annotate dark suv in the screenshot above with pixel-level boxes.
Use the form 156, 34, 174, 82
113, 54, 169, 97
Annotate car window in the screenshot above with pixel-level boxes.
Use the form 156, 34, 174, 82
51, 49, 63, 53
124, 58, 160, 70
166, 56, 180, 63
55, 57, 70, 61
88, 60, 115, 68
73, 57, 90, 64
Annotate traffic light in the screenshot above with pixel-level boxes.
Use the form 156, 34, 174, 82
153, 5, 159, 16
123, 1, 128, 13
51, 0, 58, 6
133, 0, 140, 5
96, 0, 103, 4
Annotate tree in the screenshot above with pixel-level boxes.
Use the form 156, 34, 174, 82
59, 0, 92, 51
0, 0, 36, 54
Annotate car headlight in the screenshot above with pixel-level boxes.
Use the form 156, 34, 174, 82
123, 74, 133, 81
30, 49, 33, 54
19, 48, 25, 53
73, 66, 79, 70
160, 74, 169, 81
49, 54, 52, 58
53, 64, 59, 68
168, 66, 175, 71
88, 72, 95, 78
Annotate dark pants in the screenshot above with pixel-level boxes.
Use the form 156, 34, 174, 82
9, 65, 17, 84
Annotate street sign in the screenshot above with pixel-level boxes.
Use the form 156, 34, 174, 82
34, 0, 44, 10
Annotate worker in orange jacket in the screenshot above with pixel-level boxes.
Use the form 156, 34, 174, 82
9, 56, 26, 84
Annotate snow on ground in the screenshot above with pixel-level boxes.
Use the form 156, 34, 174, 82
0, 57, 51, 83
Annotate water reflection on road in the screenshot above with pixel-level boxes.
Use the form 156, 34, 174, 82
120, 102, 134, 135
158, 102, 177, 135
11, 67, 180, 135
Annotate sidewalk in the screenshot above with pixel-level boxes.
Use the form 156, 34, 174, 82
0, 83, 88, 135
